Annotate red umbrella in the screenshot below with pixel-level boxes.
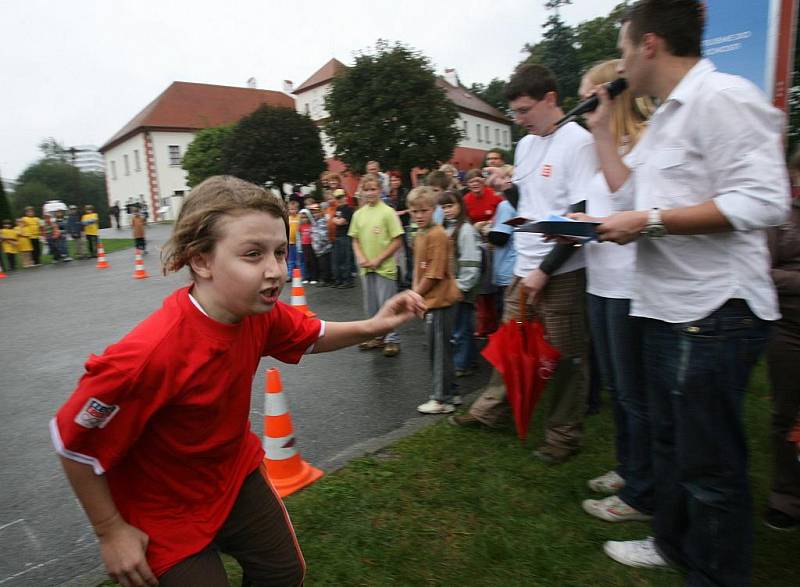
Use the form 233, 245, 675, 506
481, 291, 560, 441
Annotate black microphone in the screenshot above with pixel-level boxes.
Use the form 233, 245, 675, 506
552, 78, 628, 129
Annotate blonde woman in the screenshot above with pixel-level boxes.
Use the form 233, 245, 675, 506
575, 59, 656, 524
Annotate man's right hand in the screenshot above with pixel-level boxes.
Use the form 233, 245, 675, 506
98, 518, 157, 587
583, 84, 614, 137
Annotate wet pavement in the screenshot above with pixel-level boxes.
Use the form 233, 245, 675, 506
0, 224, 490, 586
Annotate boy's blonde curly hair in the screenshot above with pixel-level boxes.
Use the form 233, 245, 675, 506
161, 175, 287, 275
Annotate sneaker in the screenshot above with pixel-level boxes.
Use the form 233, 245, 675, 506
764, 508, 799, 531
603, 537, 669, 569
448, 413, 485, 428
582, 495, 652, 523
532, 445, 576, 465
302, 280, 309, 284
358, 338, 385, 351
588, 470, 625, 494
417, 400, 455, 415
452, 395, 463, 406
383, 342, 400, 357
309, 280, 318, 284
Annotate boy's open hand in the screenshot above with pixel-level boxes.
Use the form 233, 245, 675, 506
372, 290, 427, 332
98, 519, 157, 587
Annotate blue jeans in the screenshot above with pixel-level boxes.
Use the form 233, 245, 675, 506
644, 300, 770, 587
332, 235, 353, 284
586, 294, 652, 513
453, 301, 477, 371
287, 245, 300, 277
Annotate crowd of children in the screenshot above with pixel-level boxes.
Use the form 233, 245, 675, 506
0, 203, 148, 271
284, 160, 513, 411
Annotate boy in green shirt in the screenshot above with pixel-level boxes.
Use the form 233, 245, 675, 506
349, 174, 405, 356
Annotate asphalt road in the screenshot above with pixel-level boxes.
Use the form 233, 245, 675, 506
0, 224, 490, 586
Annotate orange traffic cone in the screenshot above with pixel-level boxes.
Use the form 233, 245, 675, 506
290, 268, 316, 318
132, 249, 149, 279
0, 268, 6, 279
95, 241, 109, 269
262, 368, 323, 497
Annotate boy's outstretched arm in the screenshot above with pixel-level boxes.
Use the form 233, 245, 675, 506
312, 290, 426, 353
59, 457, 157, 587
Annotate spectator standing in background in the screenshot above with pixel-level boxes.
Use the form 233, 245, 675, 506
764, 147, 800, 532
82, 204, 99, 258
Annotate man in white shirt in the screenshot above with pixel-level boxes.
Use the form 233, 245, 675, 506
586, 1, 790, 584
452, 63, 598, 465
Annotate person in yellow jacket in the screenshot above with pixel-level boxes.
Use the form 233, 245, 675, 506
21, 206, 42, 265
15, 218, 33, 268
1, 218, 18, 271
81, 204, 99, 258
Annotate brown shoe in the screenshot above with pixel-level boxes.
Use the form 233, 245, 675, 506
383, 342, 400, 357
533, 445, 577, 465
358, 338, 385, 351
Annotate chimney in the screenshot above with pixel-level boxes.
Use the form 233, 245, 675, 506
444, 68, 458, 87
246, 77, 257, 89
283, 80, 294, 94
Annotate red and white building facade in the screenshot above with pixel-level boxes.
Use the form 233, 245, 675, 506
100, 62, 512, 221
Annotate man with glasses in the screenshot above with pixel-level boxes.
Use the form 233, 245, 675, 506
452, 63, 597, 466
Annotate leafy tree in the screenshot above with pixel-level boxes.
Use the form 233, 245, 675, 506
324, 40, 461, 184
38, 137, 70, 162
469, 78, 509, 112
574, 4, 627, 69
524, 10, 582, 111
0, 170, 12, 220
222, 106, 325, 187
182, 125, 234, 187
14, 159, 110, 227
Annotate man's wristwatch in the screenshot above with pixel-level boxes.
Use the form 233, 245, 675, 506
642, 207, 667, 238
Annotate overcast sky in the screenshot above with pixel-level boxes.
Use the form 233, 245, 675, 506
0, 0, 622, 181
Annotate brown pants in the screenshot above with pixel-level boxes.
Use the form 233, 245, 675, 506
469, 270, 588, 451
159, 464, 305, 587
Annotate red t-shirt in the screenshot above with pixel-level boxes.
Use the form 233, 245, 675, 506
51, 287, 321, 576
463, 187, 503, 223
299, 223, 312, 245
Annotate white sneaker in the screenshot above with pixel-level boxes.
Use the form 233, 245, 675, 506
588, 470, 625, 494
452, 395, 463, 406
309, 280, 318, 284
603, 537, 669, 568
582, 495, 652, 522
302, 280, 309, 284
417, 400, 455, 414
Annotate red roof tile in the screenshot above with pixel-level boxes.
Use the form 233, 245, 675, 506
293, 58, 347, 94
100, 82, 294, 152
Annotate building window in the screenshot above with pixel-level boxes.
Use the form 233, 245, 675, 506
485, 125, 490, 142
110, 160, 117, 180
304, 103, 310, 115
168, 145, 181, 166
462, 120, 468, 138
123, 154, 130, 175
502, 130, 508, 147
495, 128, 500, 145
134, 149, 141, 172
477, 124, 482, 143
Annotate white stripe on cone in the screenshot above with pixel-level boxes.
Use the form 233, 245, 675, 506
263, 434, 298, 461
265, 392, 289, 416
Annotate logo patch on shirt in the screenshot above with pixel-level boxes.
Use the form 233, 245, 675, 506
541, 164, 552, 178
75, 397, 120, 429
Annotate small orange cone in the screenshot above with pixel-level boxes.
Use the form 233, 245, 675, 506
95, 241, 109, 269
132, 249, 149, 279
262, 368, 323, 497
0, 268, 7, 279
290, 268, 316, 318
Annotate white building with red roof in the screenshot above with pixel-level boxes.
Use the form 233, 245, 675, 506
100, 61, 512, 220
293, 58, 513, 177
99, 82, 293, 222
